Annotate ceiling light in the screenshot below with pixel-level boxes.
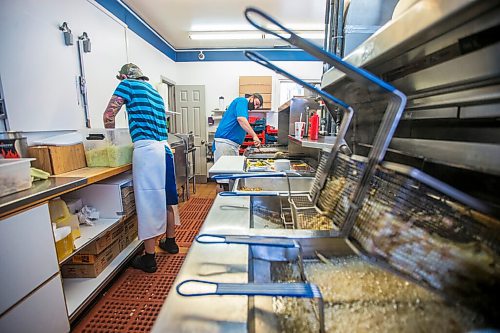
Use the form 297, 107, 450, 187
189, 31, 324, 41
189, 32, 262, 40
264, 32, 324, 40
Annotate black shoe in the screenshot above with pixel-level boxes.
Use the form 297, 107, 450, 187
131, 254, 157, 273
159, 237, 179, 254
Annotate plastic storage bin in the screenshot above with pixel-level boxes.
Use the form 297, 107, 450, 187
0, 158, 33, 197
80, 129, 133, 167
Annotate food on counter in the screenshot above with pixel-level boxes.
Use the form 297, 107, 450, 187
108, 144, 133, 167
274, 151, 286, 159
291, 162, 308, 171
246, 159, 275, 171
85, 144, 133, 167
273, 256, 485, 333
85, 147, 109, 167
240, 187, 263, 191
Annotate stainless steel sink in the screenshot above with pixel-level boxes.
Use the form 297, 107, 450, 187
233, 177, 313, 193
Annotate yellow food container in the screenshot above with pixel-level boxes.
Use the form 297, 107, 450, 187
49, 197, 71, 222
56, 214, 81, 239
54, 226, 74, 262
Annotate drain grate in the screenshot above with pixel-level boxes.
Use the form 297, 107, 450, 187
74, 300, 163, 333
106, 273, 177, 302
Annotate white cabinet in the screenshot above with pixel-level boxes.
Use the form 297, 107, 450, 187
0, 203, 59, 315
0, 274, 69, 333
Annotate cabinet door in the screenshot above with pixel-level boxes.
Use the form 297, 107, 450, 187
0, 203, 59, 315
0, 274, 69, 333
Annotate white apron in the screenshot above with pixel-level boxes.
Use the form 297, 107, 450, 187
133, 140, 177, 240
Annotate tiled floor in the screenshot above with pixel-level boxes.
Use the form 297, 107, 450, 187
72, 182, 217, 332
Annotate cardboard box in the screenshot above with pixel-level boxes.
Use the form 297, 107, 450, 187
28, 143, 87, 175
239, 76, 272, 86
239, 84, 272, 94
78, 222, 124, 255
62, 240, 121, 278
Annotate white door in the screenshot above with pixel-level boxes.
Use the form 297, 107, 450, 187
174, 85, 207, 183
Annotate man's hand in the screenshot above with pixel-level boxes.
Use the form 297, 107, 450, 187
253, 135, 261, 148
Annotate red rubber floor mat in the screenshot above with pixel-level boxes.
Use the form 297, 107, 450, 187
73, 197, 215, 332
75, 300, 163, 333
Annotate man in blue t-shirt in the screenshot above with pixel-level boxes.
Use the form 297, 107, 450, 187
213, 94, 263, 162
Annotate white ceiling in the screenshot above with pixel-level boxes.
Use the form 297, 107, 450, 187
121, 0, 326, 49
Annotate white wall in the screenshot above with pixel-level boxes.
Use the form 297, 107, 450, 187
0, 0, 177, 132
175, 61, 323, 114
0, 0, 321, 135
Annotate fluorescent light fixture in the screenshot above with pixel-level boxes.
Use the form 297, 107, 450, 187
298, 32, 324, 39
189, 32, 262, 40
264, 32, 324, 40
189, 31, 324, 41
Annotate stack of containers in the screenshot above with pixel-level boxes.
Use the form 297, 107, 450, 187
265, 125, 278, 144
240, 117, 266, 154
80, 129, 133, 167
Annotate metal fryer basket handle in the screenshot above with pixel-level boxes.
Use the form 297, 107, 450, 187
177, 279, 325, 333
244, 8, 407, 237
244, 7, 396, 93
244, 51, 355, 204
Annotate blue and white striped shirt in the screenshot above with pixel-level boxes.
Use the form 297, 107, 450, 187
113, 79, 168, 142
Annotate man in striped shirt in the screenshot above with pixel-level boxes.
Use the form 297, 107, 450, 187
103, 63, 179, 273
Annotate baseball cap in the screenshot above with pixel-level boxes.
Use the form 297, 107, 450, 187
116, 63, 149, 80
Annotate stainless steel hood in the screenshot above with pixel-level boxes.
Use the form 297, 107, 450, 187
321, 0, 500, 206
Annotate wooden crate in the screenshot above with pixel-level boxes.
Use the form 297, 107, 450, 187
28, 143, 86, 175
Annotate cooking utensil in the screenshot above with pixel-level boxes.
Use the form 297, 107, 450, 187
244, 8, 407, 237
196, 234, 306, 266
244, 51, 354, 208
176, 279, 325, 333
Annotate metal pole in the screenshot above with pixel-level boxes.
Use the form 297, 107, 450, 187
323, 0, 334, 72
77, 40, 91, 128
335, 0, 345, 57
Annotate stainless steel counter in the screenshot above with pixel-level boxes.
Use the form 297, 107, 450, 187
0, 177, 86, 216
151, 195, 251, 333
152, 193, 336, 333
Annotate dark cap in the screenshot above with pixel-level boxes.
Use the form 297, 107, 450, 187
116, 63, 149, 81
252, 93, 264, 107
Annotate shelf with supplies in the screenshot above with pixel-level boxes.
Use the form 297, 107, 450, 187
0, 165, 139, 330
63, 238, 142, 320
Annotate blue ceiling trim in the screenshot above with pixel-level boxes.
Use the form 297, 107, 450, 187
95, 0, 177, 61
176, 50, 318, 62
95, 0, 319, 63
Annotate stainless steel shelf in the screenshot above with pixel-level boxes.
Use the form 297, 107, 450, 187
389, 138, 500, 176
288, 135, 337, 151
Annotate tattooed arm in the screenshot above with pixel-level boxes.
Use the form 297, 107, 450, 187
103, 95, 125, 128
